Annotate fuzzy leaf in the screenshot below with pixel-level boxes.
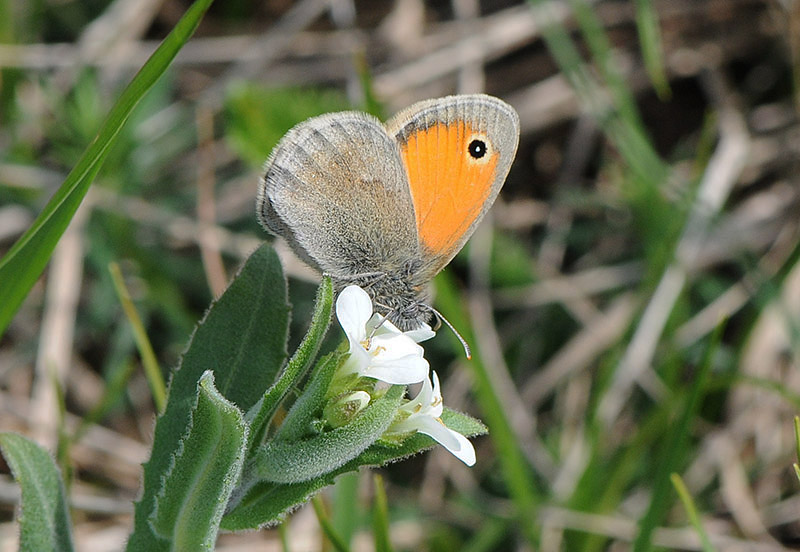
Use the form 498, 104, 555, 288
150, 372, 247, 550
246, 276, 333, 453
0, 433, 75, 552
271, 351, 341, 444
128, 243, 289, 551
221, 407, 485, 530
251, 385, 405, 484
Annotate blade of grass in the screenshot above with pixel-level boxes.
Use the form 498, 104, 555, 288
568, 0, 647, 134
633, 0, 670, 98
671, 473, 716, 552
632, 322, 722, 551
794, 417, 800, 483
462, 518, 512, 552
0, 0, 215, 337
372, 474, 393, 552
279, 522, 290, 552
356, 51, 384, 119
331, 472, 360, 548
108, 262, 166, 413
527, 0, 669, 188
52, 369, 73, 487
434, 272, 541, 545
568, 399, 671, 551
311, 495, 351, 552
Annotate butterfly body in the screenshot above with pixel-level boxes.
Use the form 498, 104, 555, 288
258, 94, 520, 330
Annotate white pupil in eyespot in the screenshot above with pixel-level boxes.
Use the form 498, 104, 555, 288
468, 139, 487, 159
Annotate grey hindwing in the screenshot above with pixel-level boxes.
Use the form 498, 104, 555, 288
257, 111, 420, 279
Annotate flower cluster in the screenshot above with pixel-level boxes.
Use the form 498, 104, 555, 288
334, 285, 476, 466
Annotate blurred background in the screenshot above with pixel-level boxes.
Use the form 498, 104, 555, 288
2, 0, 800, 550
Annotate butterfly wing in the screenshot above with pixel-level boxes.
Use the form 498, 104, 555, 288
385, 94, 520, 279
258, 111, 420, 281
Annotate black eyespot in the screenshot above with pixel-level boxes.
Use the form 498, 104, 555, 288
468, 139, 487, 159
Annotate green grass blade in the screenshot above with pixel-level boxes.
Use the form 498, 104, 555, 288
0, 0, 215, 338
0, 433, 75, 552
73, 361, 137, 442
108, 262, 166, 413
528, 0, 669, 189
331, 472, 360, 547
372, 473, 393, 552
434, 272, 541, 545
632, 323, 721, 551
312, 495, 351, 552
462, 518, 512, 552
794, 417, 800, 484
569, 0, 646, 134
634, 0, 670, 98
356, 51, 384, 119
671, 474, 716, 552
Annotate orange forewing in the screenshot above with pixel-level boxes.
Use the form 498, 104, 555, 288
399, 121, 499, 257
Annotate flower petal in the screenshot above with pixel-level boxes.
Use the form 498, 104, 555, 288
367, 313, 400, 335
371, 334, 423, 359
426, 371, 444, 417
336, 286, 372, 343
414, 416, 476, 466
402, 372, 434, 412
404, 325, 436, 343
368, 315, 436, 343
364, 354, 429, 385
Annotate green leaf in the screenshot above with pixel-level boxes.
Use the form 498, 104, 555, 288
150, 372, 247, 550
247, 276, 334, 453
221, 408, 485, 531
184, 245, 289, 410
271, 351, 342, 444
127, 243, 289, 551
0, 433, 75, 552
439, 407, 488, 437
250, 385, 405, 485
0, 0, 215, 338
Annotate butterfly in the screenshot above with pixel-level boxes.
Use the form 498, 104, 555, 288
258, 94, 520, 334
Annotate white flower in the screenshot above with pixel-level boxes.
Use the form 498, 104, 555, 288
388, 371, 476, 466
336, 285, 432, 385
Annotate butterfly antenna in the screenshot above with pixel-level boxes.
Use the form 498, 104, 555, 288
426, 305, 472, 359
370, 302, 394, 340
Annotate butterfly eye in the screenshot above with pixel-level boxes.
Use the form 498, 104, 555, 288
468, 139, 487, 159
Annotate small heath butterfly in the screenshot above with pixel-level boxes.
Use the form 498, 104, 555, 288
258, 94, 520, 332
